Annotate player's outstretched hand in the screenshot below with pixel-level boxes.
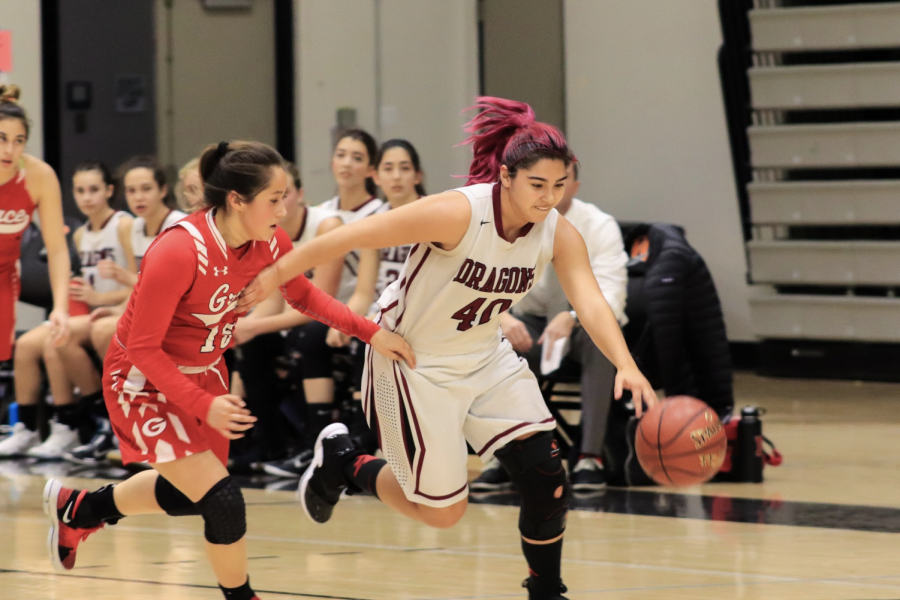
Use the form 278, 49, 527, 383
370, 329, 417, 369
614, 365, 658, 418
206, 394, 257, 440
238, 266, 280, 312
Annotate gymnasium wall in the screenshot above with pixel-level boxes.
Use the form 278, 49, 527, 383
481, 0, 566, 132
58, 0, 157, 214
295, 0, 479, 204
154, 0, 277, 171
564, 0, 755, 341
0, 0, 43, 159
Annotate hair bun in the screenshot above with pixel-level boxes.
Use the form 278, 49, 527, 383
0, 84, 21, 104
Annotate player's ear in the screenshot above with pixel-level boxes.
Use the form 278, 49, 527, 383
499, 165, 512, 189
226, 190, 243, 212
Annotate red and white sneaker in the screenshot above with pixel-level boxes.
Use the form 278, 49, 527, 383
42, 478, 105, 571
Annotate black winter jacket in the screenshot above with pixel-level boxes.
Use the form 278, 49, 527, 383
623, 224, 734, 417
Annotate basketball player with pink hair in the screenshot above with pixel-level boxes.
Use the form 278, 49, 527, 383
241, 98, 657, 599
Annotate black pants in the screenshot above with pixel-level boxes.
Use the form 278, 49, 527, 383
517, 313, 617, 457
235, 333, 291, 459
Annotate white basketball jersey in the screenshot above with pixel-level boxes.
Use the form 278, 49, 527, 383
377, 183, 558, 357
319, 196, 386, 304
79, 211, 129, 294
133, 209, 187, 269
293, 204, 336, 248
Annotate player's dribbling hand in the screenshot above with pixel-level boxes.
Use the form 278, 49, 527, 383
206, 394, 257, 440
238, 266, 280, 312
370, 329, 417, 369
614, 364, 658, 418
47, 309, 70, 347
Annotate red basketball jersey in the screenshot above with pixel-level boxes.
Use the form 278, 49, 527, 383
0, 169, 35, 271
109, 207, 378, 421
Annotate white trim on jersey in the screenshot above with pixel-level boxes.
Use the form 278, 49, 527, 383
175, 221, 210, 276
205, 209, 229, 259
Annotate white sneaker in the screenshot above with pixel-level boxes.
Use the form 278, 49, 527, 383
0, 422, 41, 458
27, 421, 80, 460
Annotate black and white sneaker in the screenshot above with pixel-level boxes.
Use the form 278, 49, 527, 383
64, 422, 116, 466
570, 456, 607, 492
470, 456, 513, 492
262, 449, 314, 478
522, 577, 568, 600
298, 423, 359, 524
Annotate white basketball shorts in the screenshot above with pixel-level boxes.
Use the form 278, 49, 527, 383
361, 338, 556, 508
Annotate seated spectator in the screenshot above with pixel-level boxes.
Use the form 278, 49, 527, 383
231, 161, 344, 468
472, 161, 629, 492
38, 161, 136, 460
623, 223, 734, 419
175, 156, 203, 213
62, 157, 186, 464
255, 130, 382, 477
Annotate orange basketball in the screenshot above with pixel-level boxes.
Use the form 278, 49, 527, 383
635, 396, 726, 487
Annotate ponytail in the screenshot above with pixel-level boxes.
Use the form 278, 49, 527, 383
0, 84, 30, 139
461, 96, 572, 185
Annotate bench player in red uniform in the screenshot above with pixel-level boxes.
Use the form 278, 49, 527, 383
41, 141, 414, 600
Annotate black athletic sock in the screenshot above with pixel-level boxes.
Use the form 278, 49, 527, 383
54, 404, 82, 429
342, 454, 386, 498
71, 483, 124, 528
306, 403, 333, 444
219, 577, 256, 600
17, 404, 38, 431
81, 391, 107, 420
521, 537, 563, 592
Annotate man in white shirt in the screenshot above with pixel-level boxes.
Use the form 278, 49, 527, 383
472, 162, 629, 492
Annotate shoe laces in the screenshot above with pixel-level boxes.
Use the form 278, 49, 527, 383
575, 457, 603, 472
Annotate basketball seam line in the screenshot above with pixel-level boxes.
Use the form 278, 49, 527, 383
659, 406, 710, 451
656, 403, 673, 485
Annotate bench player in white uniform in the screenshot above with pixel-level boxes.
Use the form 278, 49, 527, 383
328, 139, 427, 455
258, 131, 382, 476
231, 161, 343, 468
85, 157, 186, 350
65, 158, 185, 464
241, 98, 658, 600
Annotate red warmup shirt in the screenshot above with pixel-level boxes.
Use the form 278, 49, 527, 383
0, 169, 35, 271
112, 207, 379, 420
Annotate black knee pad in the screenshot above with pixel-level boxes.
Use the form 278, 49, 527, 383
155, 476, 201, 517
495, 432, 569, 541
198, 477, 246, 545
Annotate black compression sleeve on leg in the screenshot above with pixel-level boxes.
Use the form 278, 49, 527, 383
155, 476, 202, 517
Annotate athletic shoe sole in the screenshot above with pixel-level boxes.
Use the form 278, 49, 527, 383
470, 481, 515, 492
298, 422, 348, 524
571, 481, 607, 492
262, 463, 306, 478
63, 453, 108, 466
42, 478, 67, 572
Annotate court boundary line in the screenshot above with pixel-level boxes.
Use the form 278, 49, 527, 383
0, 568, 373, 600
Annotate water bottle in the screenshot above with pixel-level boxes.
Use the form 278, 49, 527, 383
7, 402, 17, 426
736, 406, 763, 483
